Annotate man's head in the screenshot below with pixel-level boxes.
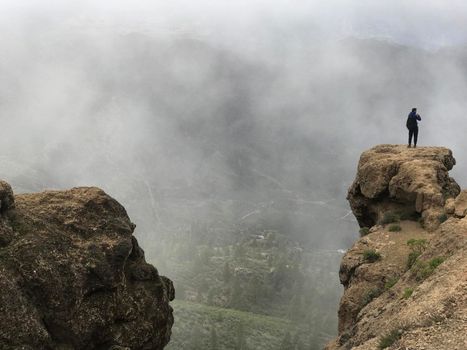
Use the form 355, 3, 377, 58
412, 108, 417, 112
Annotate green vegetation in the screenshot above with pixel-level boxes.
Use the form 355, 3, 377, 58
407, 239, 428, 253
279, 332, 293, 350
384, 277, 399, 290
406, 252, 420, 269
438, 213, 448, 223
406, 239, 428, 269
379, 212, 399, 225
388, 224, 401, 232
378, 329, 402, 349
167, 300, 319, 350
412, 257, 445, 281
363, 249, 381, 263
359, 227, 370, 237
407, 239, 444, 281
403, 288, 413, 299
147, 224, 341, 350
429, 256, 445, 268
362, 287, 382, 306
209, 328, 218, 350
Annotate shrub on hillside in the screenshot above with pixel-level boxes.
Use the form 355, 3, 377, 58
438, 213, 448, 223
362, 287, 382, 306
378, 329, 402, 349
407, 239, 427, 253
388, 224, 401, 232
403, 288, 413, 299
429, 257, 445, 269
363, 249, 381, 263
384, 277, 399, 290
412, 257, 445, 281
407, 251, 424, 270
406, 239, 428, 269
359, 227, 370, 237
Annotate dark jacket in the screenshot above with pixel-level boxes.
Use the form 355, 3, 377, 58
406, 111, 421, 129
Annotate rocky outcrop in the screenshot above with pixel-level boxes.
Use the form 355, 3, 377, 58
347, 144, 460, 231
327, 145, 467, 350
0, 182, 174, 350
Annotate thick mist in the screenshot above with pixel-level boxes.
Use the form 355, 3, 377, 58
1, 2, 467, 348
1, 3, 467, 251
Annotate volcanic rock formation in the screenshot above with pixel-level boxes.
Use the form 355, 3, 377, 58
0, 181, 174, 350
326, 145, 467, 350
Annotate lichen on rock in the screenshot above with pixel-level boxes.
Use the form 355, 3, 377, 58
0, 183, 174, 350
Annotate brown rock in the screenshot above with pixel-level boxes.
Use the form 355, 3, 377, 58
326, 145, 467, 350
326, 218, 467, 350
444, 198, 455, 215
347, 145, 460, 231
0, 183, 174, 350
454, 190, 467, 218
0, 180, 15, 213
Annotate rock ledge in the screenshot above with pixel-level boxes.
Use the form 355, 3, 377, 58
347, 144, 460, 231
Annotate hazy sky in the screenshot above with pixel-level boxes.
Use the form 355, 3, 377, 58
3, 1, 467, 49
3, 4, 465, 347
1, 0, 466, 242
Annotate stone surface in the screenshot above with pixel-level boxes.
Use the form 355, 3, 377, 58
0, 183, 174, 350
347, 144, 460, 231
454, 190, 467, 218
444, 198, 455, 215
0, 180, 14, 213
326, 145, 467, 350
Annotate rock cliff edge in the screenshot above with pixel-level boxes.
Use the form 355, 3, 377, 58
326, 145, 467, 350
0, 181, 174, 350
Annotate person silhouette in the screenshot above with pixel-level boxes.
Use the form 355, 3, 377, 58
406, 108, 421, 148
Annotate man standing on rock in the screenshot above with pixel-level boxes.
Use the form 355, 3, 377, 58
406, 107, 421, 148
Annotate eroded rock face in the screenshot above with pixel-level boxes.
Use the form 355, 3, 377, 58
327, 218, 467, 350
0, 183, 174, 350
347, 145, 460, 231
326, 145, 467, 350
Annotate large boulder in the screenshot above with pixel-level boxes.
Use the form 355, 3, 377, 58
347, 145, 460, 231
0, 183, 174, 350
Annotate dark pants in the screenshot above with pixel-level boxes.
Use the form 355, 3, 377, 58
408, 127, 419, 146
